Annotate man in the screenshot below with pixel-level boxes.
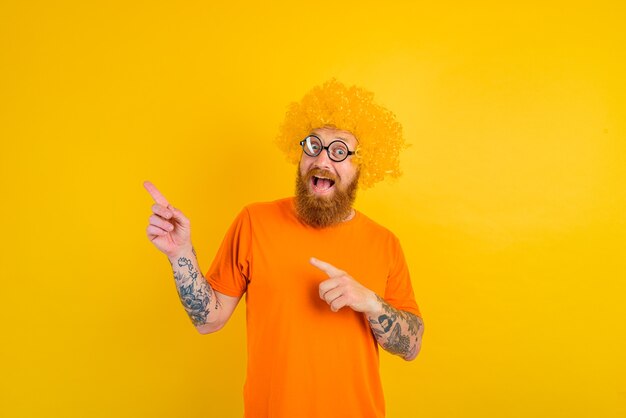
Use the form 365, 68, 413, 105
144, 80, 424, 418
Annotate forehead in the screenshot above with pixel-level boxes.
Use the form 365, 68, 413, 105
310, 126, 358, 147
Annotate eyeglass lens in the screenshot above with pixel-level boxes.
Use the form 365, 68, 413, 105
303, 136, 350, 162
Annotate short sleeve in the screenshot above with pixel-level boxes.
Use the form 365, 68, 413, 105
384, 235, 422, 318
205, 207, 252, 297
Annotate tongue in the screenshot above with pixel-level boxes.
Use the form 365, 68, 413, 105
317, 178, 332, 190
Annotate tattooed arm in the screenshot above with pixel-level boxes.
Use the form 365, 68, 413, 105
168, 246, 241, 334
311, 257, 423, 361
366, 295, 424, 361
143, 181, 241, 334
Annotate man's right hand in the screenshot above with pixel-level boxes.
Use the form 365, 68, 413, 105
143, 180, 192, 258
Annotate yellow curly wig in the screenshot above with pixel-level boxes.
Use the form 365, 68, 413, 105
275, 79, 407, 189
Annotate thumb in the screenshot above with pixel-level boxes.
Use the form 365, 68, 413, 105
168, 205, 189, 225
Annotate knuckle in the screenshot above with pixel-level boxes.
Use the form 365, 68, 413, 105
153, 204, 171, 218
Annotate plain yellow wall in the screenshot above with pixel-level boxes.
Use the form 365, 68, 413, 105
1, 1, 625, 417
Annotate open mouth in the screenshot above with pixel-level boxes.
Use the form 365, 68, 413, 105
311, 175, 336, 193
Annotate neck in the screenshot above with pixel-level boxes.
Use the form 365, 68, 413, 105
342, 208, 356, 222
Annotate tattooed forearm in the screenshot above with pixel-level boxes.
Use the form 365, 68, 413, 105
367, 295, 424, 360
385, 323, 411, 355
169, 250, 215, 327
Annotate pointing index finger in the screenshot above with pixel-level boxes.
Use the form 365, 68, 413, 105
143, 180, 170, 207
310, 257, 344, 277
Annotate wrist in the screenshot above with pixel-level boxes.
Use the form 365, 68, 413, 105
364, 291, 383, 316
167, 245, 194, 263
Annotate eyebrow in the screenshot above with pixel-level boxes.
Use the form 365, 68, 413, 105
309, 131, 353, 143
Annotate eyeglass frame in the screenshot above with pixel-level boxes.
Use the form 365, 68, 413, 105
298, 135, 356, 162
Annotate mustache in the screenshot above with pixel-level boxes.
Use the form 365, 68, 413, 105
305, 168, 338, 182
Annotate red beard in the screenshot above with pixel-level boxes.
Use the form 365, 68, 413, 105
295, 167, 359, 228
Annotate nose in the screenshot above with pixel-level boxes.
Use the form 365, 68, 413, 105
311, 148, 333, 169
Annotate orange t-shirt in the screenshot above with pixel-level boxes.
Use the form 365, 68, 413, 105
206, 197, 421, 418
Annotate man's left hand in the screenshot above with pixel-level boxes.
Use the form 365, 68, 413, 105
311, 257, 381, 314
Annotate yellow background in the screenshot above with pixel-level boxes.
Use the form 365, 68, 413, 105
1, 1, 625, 417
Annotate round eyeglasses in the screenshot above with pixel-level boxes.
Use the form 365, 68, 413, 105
299, 135, 356, 162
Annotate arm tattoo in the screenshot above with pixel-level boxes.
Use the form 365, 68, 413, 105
173, 256, 212, 326
384, 323, 411, 355
368, 294, 423, 359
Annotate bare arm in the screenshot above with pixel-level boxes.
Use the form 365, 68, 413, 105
168, 246, 241, 333
143, 180, 240, 333
312, 257, 424, 361
365, 295, 424, 361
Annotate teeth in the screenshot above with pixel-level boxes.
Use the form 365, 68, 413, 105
312, 175, 335, 189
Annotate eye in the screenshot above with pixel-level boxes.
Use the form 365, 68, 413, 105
308, 142, 321, 152
305, 137, 322, 154
329, 142, 349, 159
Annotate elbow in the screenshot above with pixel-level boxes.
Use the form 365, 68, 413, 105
403, 330, 424, 361
403, 317, 424, 361
403, 342, 422, 361
195, 320, 224, 335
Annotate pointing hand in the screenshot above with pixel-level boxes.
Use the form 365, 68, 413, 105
311, 257, 380, 314
143, 180, 192, 258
